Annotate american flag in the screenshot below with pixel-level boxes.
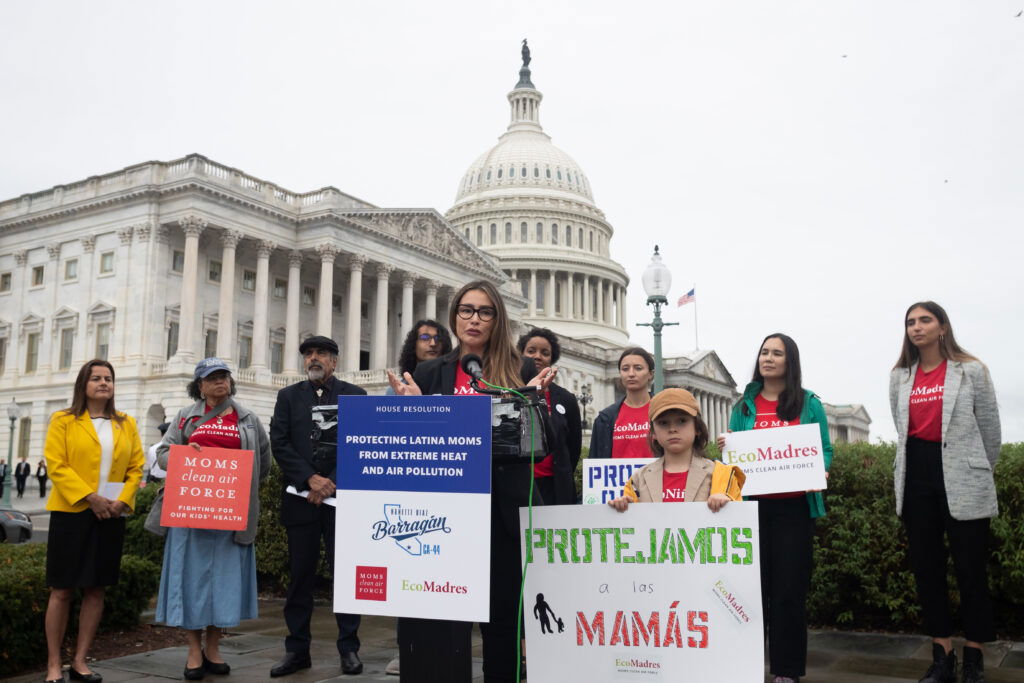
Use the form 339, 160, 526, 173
677, 288, 696, 307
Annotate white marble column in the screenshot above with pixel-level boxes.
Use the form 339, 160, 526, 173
315, 244, 339, 336
582, 275, 591, 320
215, 230, 242, 361
547, 271, 556, 316
621, 285, 628, 329
566, 272, 575, 319
111, 227, 135, 363
175, 215, 207, 363
283, 250, 303, 374
346, 254, 368, 372
528, 270, 537, 317
72, 237, 95, 366
425, 280, 438, 320
401, 274, 415, 330
372, 263, 393, 369
251, 240, 275, 371
596, 278, 605, 324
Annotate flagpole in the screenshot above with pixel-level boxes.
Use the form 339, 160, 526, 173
693, 283, 699, 350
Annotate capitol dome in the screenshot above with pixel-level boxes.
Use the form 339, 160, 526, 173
446, 44, 629, 348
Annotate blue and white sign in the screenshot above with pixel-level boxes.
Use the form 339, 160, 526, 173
582, 457, 655, 505
334, 395, 492, 621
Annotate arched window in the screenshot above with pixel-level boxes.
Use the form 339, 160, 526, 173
505, 222, 512, 243
565, 225, 572, 246
589, 230, 594, 252
552, 223, 559, 245
520, 222, 528, 242
490, 223, 497, 244
536, 222, 543, 242
557, 169, 563, 180
533, 166, 539, 178
578, 227, 584, 246
486, 169, 491, 181
521, 166, 527, 177
497, 168, 503, 179
546, 168, 551, 179
465, 227, 471, 240
476, 225, 483, 243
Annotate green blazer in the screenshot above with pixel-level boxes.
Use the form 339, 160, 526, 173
728, 382, 833, 518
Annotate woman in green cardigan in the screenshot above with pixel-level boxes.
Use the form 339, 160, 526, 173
718, 333, 832, 683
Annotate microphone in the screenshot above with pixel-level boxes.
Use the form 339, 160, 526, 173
461, 353, 484, 381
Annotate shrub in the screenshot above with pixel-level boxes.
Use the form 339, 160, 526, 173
122, 482, 166, 567
0, 543, 159, 677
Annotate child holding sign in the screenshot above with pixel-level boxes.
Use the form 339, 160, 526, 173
608, 388, 744, 511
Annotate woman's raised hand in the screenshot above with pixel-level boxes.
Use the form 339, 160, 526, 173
528, 366, 557, 391
715, 429, 732, 451
386, 370, 423, 396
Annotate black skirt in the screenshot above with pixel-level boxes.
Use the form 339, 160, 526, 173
46, 510, 127, 588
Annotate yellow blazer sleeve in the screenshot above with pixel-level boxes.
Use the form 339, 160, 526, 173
623, 477, 640, 503
44, 412, 95, 507
117, 415, 145, 512
711, 462, 745, 501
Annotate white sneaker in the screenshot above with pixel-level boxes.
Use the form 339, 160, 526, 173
385, 656, 400, 676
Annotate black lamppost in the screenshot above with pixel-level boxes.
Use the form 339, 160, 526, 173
636, 246, 678, 393
578, 385, 593, 429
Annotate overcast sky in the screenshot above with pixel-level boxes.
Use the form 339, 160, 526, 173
2, 1, 1021, 441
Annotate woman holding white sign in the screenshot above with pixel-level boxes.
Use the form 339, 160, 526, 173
388, 280, 555, 683
891, 302, 1000, 683
719, 333, 832, 683
153, 358, 271, 680
589, 347, 656, 459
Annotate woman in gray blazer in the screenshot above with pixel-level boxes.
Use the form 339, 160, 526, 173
890, 301, 1001, 683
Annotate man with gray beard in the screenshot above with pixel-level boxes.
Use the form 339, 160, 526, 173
269, 335, 367, 677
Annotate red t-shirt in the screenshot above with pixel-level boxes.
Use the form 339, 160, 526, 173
188, 407, 242, 450
453, 364, 486, 396
662, 470, 688, 502
533, 390, 555, 478
908, 360, 946, 443
753, 394, 803, 499
611, 402, 652, 459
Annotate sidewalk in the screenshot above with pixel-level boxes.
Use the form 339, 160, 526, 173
6, 598, 1024, 682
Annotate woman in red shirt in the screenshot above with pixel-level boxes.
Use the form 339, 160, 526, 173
588, 347, 656, 460
890, 302, 1001, 683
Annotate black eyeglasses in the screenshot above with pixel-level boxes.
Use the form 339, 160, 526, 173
456, 305, 496, 322
418, 333, 441, 342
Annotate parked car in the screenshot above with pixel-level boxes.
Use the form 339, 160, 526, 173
0, 509, 32, 543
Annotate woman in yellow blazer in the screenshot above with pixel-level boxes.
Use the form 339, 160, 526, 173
43, 359, 144, 683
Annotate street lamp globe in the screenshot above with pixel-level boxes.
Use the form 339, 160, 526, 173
641, 245, 672, 302
6, 398, 17, 423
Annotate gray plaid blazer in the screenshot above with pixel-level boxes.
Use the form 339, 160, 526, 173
890, 360, 1001, 520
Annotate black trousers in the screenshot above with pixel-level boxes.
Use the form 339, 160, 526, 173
903, 437, 995, 642
399, 492, 527, 683
283, 506, 361, 655
38, 478, 47, 497
759, 496, 814, 678
15, 476, 27, 497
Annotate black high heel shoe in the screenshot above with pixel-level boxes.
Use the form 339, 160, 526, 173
68, 668, 102, 682
202, 650, 230, 676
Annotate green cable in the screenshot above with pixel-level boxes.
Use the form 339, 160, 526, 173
479, 379, 536, 683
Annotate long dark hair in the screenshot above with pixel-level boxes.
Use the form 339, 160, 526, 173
398, 319, 453, 376
65, 359, 125, 424
448, 280, 522, 390
894, 300, 978, 371
743, 333, 804, 422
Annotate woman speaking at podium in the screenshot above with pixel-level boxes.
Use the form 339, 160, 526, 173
388, 279, 555, 683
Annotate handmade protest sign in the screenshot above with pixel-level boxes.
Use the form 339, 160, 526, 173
334, 395, 492, 621
582, 457, 655, 505
720, 423, 827, 496
160, 445, 253, 530
520, 503, 763, 682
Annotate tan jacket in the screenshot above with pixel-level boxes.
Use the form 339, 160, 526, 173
623, 454, 745, 503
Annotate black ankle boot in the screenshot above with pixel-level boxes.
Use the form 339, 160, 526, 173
920, 643, 957, 683
961, 646, 985, 683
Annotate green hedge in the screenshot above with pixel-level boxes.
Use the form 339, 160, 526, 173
0, 544, 159, 677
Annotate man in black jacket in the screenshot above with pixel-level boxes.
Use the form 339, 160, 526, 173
14, 456, 31, 498
269, 335, 367, 677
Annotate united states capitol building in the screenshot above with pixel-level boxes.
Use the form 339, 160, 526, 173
0, 48, 869, 456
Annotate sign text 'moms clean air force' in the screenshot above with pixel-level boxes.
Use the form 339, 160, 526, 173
720, 423, 827, 496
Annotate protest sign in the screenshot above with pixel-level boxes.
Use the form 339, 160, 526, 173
160, 445, 253, 530
334, 395, 492, 621
520, 502, 763, 682
582, 457, 655, 504
721, 423, 827, 496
